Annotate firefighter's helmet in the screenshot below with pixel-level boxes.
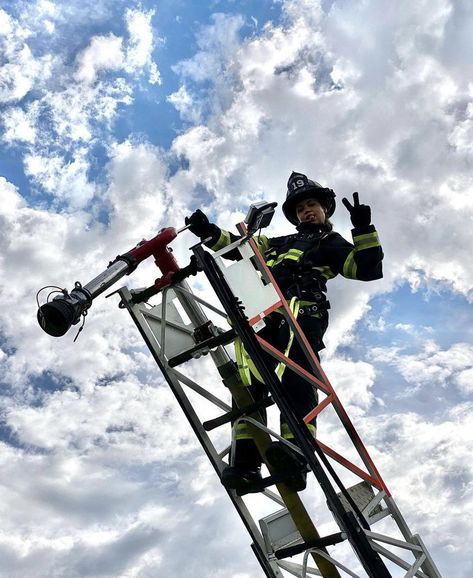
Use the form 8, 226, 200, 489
282, 171, 336, 225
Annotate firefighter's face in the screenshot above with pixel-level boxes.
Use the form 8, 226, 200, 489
295, 197, 326, 224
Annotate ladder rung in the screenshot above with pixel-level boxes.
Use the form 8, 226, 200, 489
274, 532, 346, 559
203, 396, 274, 431
228, 470, 308, 497
168, 328, 236, 367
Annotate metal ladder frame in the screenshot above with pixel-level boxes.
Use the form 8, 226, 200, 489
116, 226, 443, 578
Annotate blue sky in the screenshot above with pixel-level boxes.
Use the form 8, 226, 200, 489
1, 0, 282, 201
1, 1, 473, 577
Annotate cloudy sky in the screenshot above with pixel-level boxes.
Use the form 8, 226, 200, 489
1, 0, 472, 576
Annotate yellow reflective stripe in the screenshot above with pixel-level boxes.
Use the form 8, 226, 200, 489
342, 250, 358, 279
235, 422, 253, 440
272, 255, 286, 266
273, 249, 303, 266
210, 230, 232, 251
307, 423, 317, 438
353, 231, 379, 243
281, 422, 317, 440
235, 423, 249, 432
287, 248, 304, 257
235, 433, 254, 440
357, 240, 380, 250
353, 231, 380, 250
265, 250, 278, 267
280, 422, 292, 439
312, 265, 335, 280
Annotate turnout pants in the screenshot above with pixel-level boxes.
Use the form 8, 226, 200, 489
233, 311, 327, 469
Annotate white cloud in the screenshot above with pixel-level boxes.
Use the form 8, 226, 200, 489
456, 367, 473, 394
24, 149, 97, 207
0, 177, 26, 213
73, 9, 160, 86
124, 8, 157, 76
0, 9, 53, 104
172, 13, 245, 83
322, 357, 376, 415
366, 315, 387, 332
0, 163, 220, 575
74, 34, 125, 84
0, 8, 14, 35
148, 61, 161, 85
167, 85, 201, 123
394, 322, 415, 333
369, 340, 473, 398
1, 5, 161, 212
2, 101, 40, 144
104, 139, 168, 239
366, 403, 473, 577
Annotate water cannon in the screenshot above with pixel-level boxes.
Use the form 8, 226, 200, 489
37, 226, 188, 338
37, 201, 278, 339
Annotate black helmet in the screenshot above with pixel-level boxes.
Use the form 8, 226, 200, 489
282, 171, 336, 225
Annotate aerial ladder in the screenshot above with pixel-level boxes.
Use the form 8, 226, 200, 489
37, 202, 443, 578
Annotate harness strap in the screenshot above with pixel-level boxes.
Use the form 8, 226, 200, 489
234, 297, 298, 386
234, 297, 319, 442
235, 335, 264, 386
275, 297, 300, 380
296, 301, 331, 316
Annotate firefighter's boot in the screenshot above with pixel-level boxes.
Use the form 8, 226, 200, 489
265, 441, 308, 492
221, 465, 263, 496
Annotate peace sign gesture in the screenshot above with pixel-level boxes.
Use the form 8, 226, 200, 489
342, 192, 372, 228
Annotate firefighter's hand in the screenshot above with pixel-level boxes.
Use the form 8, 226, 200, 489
342, 192, 371, 228
185, 209, 213, 237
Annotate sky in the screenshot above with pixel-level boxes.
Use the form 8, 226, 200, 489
0, 0, 472, 576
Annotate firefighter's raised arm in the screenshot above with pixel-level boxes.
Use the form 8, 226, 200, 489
185, 209, 243, 256
342, 192, 372, 228
185, 209, 216, 238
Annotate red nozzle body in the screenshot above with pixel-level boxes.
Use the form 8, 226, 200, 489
126, 227, 181, 290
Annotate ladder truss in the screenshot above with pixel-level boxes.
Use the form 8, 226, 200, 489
117, 224, 442, 578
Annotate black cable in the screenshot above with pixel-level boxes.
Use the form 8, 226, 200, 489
36, 285, 66, 309
73, 311, 87, 342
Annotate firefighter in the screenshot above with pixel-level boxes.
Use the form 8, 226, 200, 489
186, 172, 383, 494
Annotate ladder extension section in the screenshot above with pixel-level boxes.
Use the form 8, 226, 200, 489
117, 223, 442, 578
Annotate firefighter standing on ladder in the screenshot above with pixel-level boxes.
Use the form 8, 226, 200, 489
186, 172, 384, 495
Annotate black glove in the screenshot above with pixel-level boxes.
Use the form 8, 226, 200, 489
185, 209, 214, 238
342, 192, 371, 228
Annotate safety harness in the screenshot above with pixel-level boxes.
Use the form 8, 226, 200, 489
234, 296, 317, 440
235, 296, 301, 387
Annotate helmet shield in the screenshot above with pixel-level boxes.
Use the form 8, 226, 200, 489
282, 171, 336, 225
